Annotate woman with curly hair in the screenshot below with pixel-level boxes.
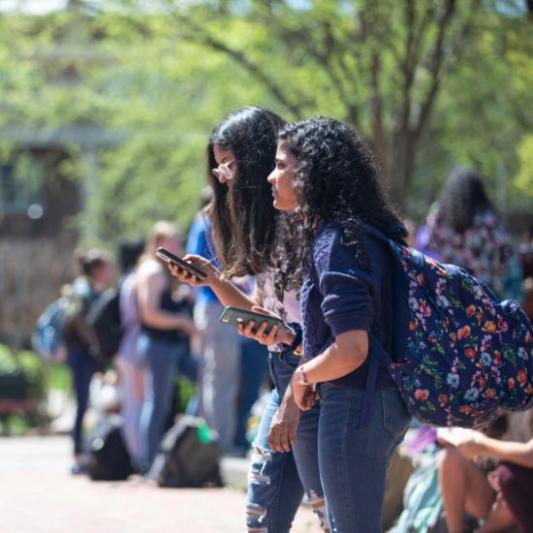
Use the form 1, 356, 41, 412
268, 117, 411, 532
169, 107, 329, 532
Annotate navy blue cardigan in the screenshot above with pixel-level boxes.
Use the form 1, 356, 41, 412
299, 222, 408, 388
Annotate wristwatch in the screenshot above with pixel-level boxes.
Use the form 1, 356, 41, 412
294, 365, 311, 386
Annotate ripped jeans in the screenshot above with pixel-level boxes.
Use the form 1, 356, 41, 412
246, 351, 329, 532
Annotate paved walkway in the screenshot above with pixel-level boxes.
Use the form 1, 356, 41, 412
0, 436, 322, 533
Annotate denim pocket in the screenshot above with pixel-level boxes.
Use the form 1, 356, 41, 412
381, 388, 410, 441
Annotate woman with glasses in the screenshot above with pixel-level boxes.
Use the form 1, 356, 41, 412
170, 107, 329, 532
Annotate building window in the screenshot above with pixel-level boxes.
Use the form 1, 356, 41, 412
0, 155, 43, 217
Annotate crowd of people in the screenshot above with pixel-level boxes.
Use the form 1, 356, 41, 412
62, 217, 270, 476
48, 106, 533, 533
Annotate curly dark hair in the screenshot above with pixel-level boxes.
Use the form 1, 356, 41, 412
273, 117, 407, 293
206, 107, 285, 277
434, 167, 495, 233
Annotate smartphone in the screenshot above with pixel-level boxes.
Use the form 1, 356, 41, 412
219, 306, 283, 334
155, 247, 207, 279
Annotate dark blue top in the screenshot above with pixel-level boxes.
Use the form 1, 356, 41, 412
141, 289, 192, 344
300, 222, 406, 388
186, 213, 219, 305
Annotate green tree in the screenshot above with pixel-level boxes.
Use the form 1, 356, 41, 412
166, 0, 532, 210
1, 0, 531, 244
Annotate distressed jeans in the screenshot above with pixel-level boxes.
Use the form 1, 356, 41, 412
318, 384, 410, 533
246, 351, 329, 532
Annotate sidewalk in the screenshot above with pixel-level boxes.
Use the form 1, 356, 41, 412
0, 436, 322, 533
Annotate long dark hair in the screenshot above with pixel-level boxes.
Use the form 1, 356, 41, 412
274, 117, 407, 293
206, 107, 285, 277
434, 167, 494, 233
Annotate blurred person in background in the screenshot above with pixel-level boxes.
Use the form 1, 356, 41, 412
418, 167, 523, 302
114, 237, 146, 466
518, 225, 533, 281
519, 226, 533, 322
439, 411, 533, 533
136, 221, 197, 472
186, 189, 242, 453
63, 249, 115, 474
403, 218, 418, 249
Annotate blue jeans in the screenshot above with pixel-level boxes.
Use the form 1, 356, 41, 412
67, 347, 97, 455
138, 334, 191, 470
318, 384, 410, 533
235, 338, 269, 450
246, 351, 328, 532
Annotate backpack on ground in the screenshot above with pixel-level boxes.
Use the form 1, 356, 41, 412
86, 415, 135, 481
364, 223, 533, 429
33, 297, 69, 359
85, 287, 122, 362
148, 415, 222, 488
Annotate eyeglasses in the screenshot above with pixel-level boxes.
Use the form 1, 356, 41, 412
212, 159, 236, 182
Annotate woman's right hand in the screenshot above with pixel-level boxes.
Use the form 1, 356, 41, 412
167, 254, 220, 288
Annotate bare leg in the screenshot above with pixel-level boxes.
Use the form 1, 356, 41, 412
439, 448, 495, 533
477, 495, 516, 533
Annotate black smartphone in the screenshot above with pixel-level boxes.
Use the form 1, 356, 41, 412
155, 247, 207, 279
219, 306, 283, 334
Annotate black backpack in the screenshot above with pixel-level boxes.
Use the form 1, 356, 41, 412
148, 415, 223, 488
86, 288, 122, 362
86, 415, 135, 481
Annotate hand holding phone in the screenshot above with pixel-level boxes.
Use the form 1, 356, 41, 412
156, 247, 207, 280
219, 305, 295, 349
219, 306, 283, 335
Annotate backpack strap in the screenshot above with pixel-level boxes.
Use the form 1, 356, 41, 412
356, 332, 394, 429
355, 223, 399, 429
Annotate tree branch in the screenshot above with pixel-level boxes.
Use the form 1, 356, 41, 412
199, 34, 304, 117
414, 0, 457, 137
369, 50, 386, 164
398, 0, 417, 134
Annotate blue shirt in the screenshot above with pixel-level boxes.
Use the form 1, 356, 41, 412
300, 222, 406, 388
186, 214, 219, 305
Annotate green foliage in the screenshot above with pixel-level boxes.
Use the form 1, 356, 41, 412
176, 376, 196, 414
0, 1, 531, 243
515, 135, 533, 200
0, 344, 45, 401
47, 362, 71, 393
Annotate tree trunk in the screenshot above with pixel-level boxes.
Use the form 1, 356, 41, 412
387, 129, 417, 213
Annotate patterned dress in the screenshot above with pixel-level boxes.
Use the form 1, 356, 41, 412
423, 209, 521, 300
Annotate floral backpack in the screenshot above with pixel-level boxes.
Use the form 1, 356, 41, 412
364, 224, 533, 429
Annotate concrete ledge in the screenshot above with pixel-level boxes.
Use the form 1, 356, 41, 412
220, 456, 249, 490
